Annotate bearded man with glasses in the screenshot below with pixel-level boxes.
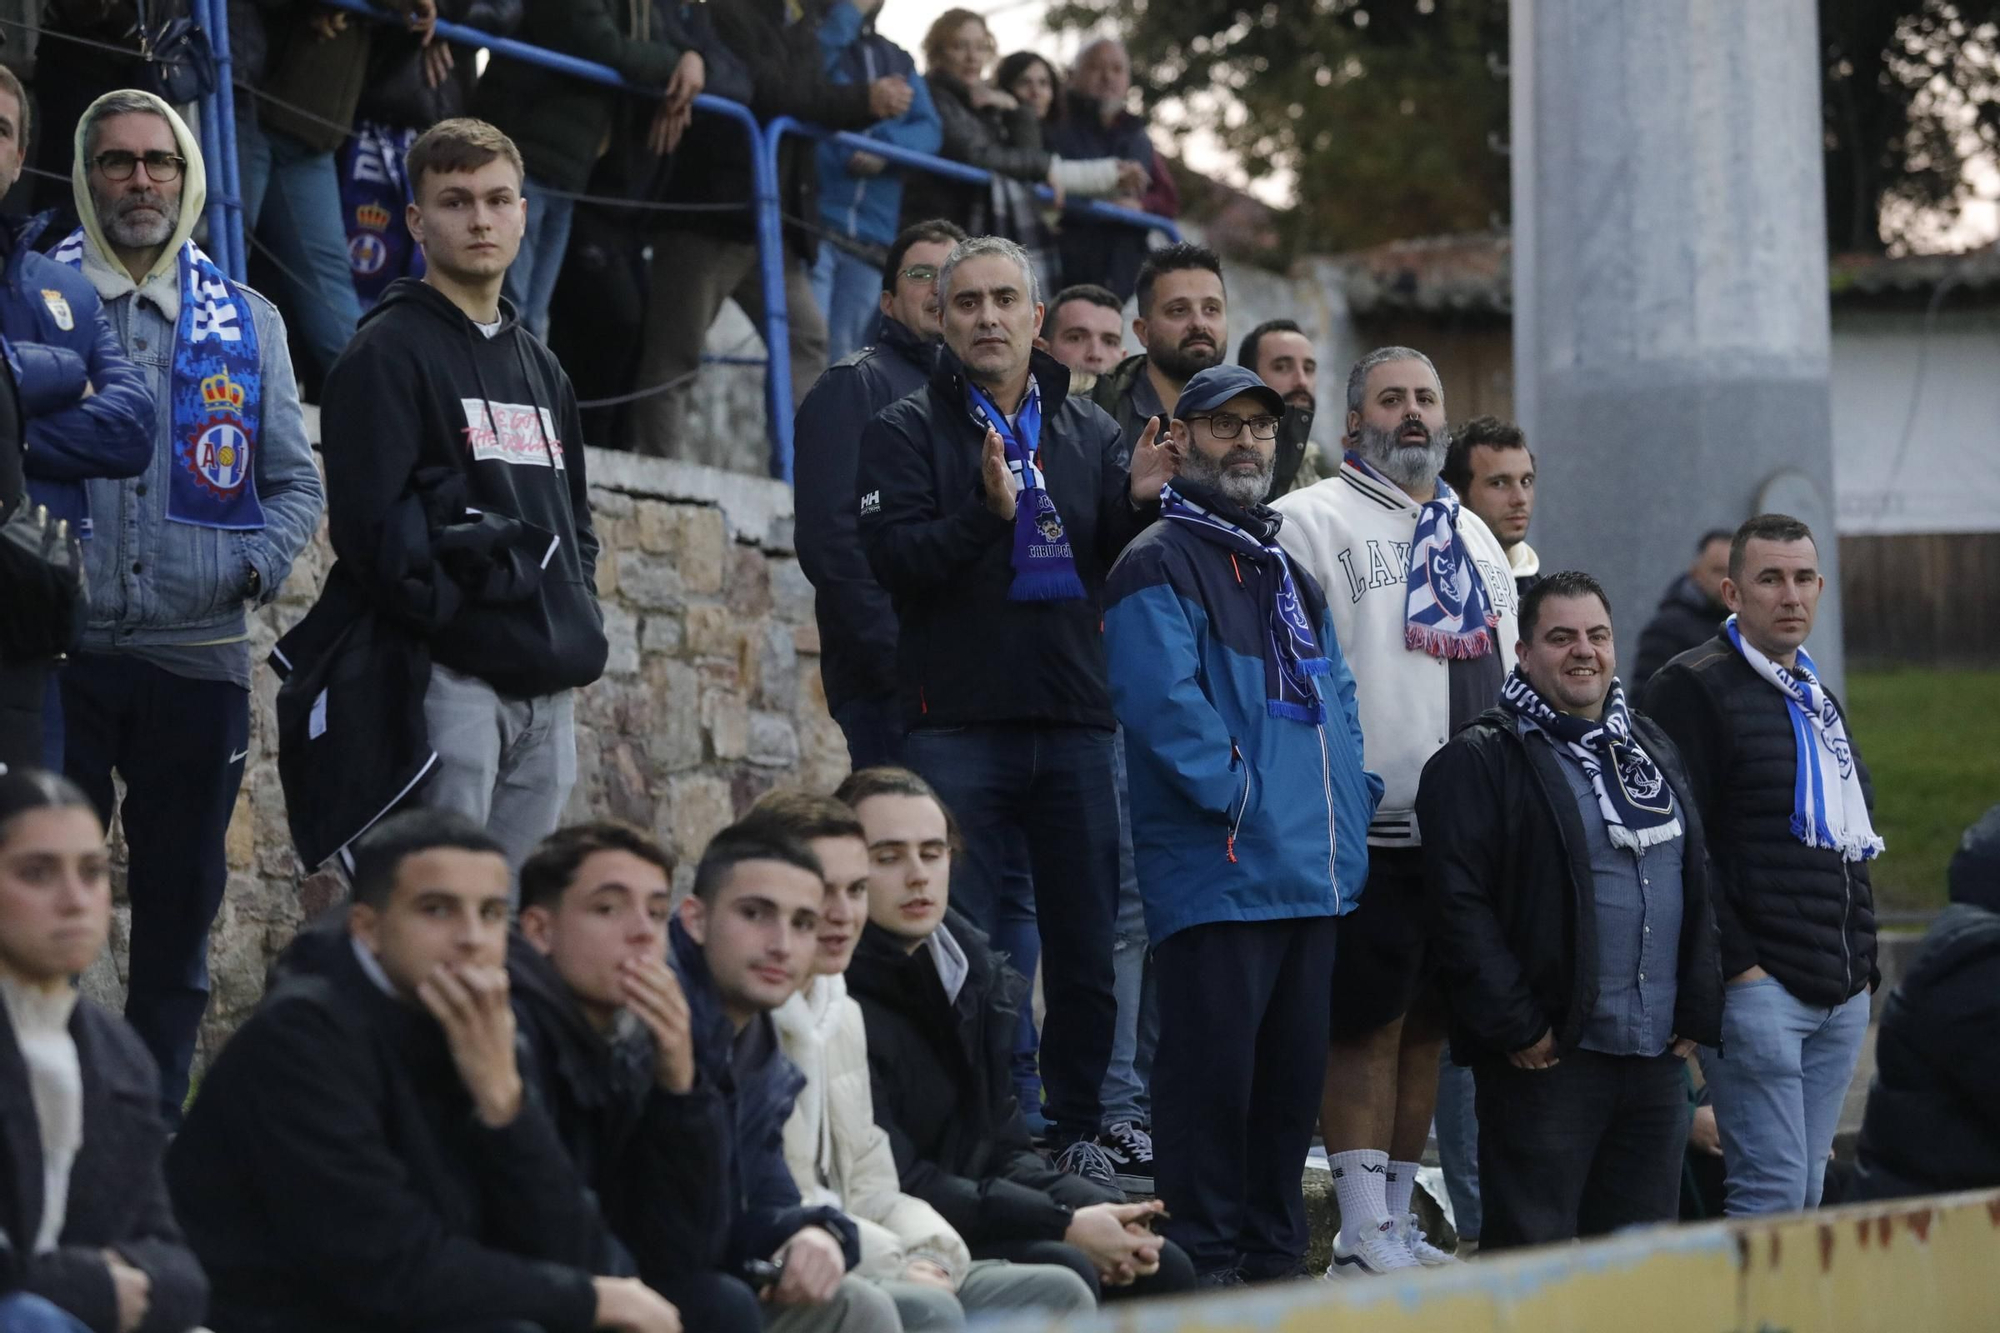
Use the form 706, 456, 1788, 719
50, 89, 321, 1126
795, 218, 966, 771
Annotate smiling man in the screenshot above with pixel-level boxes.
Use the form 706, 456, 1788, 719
318, 116, 607, 872
1093, 243, 1226, 468
1642, 515, 1881, 1217
1418, 571, 1721, 1248
855, 234, 1170, 1183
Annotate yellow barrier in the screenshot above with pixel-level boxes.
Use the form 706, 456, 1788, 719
1032, 1188, 2000, 1333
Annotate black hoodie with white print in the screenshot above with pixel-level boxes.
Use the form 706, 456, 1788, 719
322, 278, 607, 698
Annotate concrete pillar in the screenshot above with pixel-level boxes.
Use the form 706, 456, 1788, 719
1510, 0, 1845, 692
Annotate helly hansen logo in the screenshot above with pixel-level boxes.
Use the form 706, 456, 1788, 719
461, 399, 564, 469
859, 490, 881, 517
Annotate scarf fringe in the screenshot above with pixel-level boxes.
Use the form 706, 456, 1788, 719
1298, 656, 1332, 676
1406, 624, 1493, 660
1610, 819, 1685, 852
1269, 699, 1327, 724
1008, 568, 1087, 602
1793, 811, 1886, 863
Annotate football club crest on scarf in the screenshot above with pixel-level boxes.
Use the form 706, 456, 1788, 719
1346, 451, 1497, 658
966, 378, 1085, 602
52, 228, 267, 531
1499, 667, 1683, 850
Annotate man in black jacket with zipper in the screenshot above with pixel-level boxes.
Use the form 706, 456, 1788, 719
165, 809, 682, 1333
514, 821, 763, 1331
853, 234, 1172, 1180
1642, 514, 1880, 1217
1419, 572, 1722, 1250
321, 118, 607, 872
794, 218, 965, 771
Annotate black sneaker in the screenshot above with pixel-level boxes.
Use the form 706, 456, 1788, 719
1052, 1137, 1124, 1193
1197, 1267, 1248, 1289
1100, 1120, 1155, 1193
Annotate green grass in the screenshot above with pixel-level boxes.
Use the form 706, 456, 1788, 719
1845, 668, 2000, 914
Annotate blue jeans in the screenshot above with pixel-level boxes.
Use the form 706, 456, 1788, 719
0, 1294, 93, 1333
1435, 1046, 1482, 1238
1699, 978, 1870, 1216
503, 178, 576, 341
903, 724, 1120, 1142
1099, 729, 1157, 1128
239, 118, 362, 378
810, 242, 884, 364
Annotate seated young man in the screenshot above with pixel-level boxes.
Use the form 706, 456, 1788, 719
835, 769, 1196, 1304
165, 810, 681, 1333
742, 792, 1096, 1332
666, 822, 901, 1333
0, 768, 207, 1333
513, 822, 761, 1331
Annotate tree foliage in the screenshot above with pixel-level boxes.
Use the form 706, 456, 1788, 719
1046, 0, 2000, 255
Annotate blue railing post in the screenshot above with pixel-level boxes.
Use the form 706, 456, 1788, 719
191, 0, 241, 280
209, 0, 246, 282
756, 121, 799, 484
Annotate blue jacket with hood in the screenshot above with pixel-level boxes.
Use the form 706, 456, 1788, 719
2, 211, 153, 537
1104, 478, 1382, 944
814, 1, 941, 248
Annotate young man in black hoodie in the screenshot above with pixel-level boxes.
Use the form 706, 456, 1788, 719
164, 809, 682, 1333
514, 821, 762, 1331
320, 117, 608, 871
667, 821, 899, 1333
836, 767, 1195, 1304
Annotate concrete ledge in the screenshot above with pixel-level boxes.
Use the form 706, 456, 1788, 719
1001, 1188, 2000, 1333
585, 447, 795, 552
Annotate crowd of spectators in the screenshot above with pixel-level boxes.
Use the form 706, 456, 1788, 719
0, 0, 1182, 464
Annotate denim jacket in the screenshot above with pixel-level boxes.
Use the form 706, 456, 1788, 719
76, 249, 323, 649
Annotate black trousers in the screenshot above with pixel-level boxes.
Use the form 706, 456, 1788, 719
61, 652, 250, 1123
1474, 1048, 1689, 1250
974, 1236, 1196, 1304
1152, 915, 1338, 1277
0, 659, 47, 770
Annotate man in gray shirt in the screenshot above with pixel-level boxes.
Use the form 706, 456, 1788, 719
1415, 571, 1723, 1248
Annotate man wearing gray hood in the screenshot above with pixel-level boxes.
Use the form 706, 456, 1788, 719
53, 89, 322, 1124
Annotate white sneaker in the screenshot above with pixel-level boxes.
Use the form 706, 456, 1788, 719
1325, 1219, 1419, 1277
1399, 1213, 1458, 1266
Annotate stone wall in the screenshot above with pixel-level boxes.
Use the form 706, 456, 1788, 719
81, 447, 847, 1073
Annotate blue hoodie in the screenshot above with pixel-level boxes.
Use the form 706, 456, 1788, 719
814, 2, 941, 248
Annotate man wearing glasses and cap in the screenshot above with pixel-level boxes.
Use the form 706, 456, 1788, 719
795, 218, 967, 770
1104, 365, 1380, 1286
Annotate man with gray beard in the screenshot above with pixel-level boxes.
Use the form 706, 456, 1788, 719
1104, 365, 1379, 1284
1272, 347, 1519, 1275
52, 89, 321, 1123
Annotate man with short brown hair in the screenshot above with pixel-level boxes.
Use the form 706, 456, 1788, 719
318, 116, 607, 871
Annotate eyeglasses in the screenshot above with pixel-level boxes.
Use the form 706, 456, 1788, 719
899, 264, 939, 283
92, 150, 186, 183
1186, 412, 1280, 440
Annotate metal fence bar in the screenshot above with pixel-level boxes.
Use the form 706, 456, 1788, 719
774, 120, 1183, 241
191, 0, 243, 281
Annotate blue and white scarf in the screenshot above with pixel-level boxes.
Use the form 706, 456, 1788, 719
1161, 480, 1330, 724
967, 379, 1083, 602
1346, 451, 1496, 659
340, 121, 425, 310
1501, 668, 1683, 850
53, 230, 265, 531
1726, 616, 1883, 862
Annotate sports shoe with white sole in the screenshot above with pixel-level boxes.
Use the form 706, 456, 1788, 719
1399, 1213, 1458, 1266
1052, 1137, 1124, 1194
1100, 1120, 1155, 1193
1325, 1218, 1419, 1278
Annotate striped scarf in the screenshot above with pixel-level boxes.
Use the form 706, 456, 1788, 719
1346, 452, 1496, 659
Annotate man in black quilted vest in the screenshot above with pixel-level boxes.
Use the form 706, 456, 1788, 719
1643, 513, 1880, 1216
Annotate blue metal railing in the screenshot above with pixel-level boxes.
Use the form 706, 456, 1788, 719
198, 4, 1175, 482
